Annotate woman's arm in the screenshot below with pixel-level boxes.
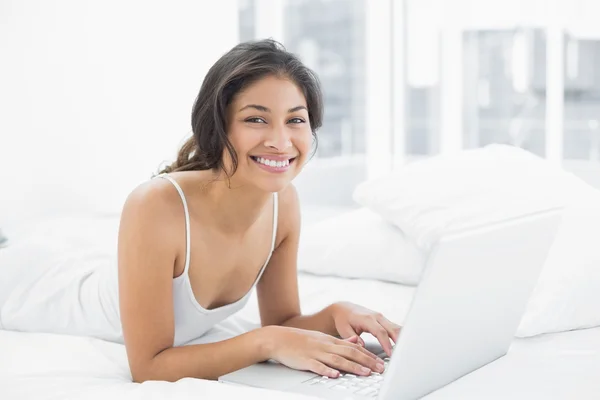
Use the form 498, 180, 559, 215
256, 184, 337, 335
137, 328, 273, 382
280, 304, 339, 336
118, 182, 273, 382
257, 184, 400, 356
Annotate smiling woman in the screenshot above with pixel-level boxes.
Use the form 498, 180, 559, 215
243, 103, 306, 173
157, 40, 322, 179
223, 75, 312, 192
0, 39, 400, 384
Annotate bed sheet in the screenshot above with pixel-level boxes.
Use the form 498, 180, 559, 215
1, 272, 600, 399
2, 215, 600, 399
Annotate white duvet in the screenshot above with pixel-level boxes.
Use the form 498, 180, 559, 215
2, 272, 600, 400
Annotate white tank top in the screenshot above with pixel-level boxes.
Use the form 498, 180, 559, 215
155, 174, 278, 346
0, 175, 278, 348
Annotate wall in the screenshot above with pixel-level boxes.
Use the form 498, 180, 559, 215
0, 0, 238, 230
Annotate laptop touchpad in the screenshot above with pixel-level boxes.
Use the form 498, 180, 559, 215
220, 360, 317, 390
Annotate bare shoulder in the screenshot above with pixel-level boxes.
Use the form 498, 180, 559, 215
118, 177, 185, 264
123, 176, 182, 213
274, 183, 301, 247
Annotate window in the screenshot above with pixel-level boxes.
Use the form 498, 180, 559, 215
401, 0, 599, 164
462, 28, 547, 157
562, 35, 600, 161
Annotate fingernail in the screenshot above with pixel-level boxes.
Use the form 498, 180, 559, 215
361, 367, 371, 374
377, 362, 385, 373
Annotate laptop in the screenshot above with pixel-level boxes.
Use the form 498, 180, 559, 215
219, 207, 563, 399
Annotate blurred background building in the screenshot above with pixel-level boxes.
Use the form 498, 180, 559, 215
240, 0, 600, 161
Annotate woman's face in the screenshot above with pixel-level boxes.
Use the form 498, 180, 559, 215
226, 75, 313, 193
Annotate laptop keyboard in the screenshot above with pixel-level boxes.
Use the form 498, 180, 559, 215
302, 355, 391, 398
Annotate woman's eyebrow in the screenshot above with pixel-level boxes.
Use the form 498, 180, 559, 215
288, 105, 308, 113
239, 104, 269, 112
238, 104, 308, 113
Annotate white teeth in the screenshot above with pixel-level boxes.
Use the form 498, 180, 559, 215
253, 157, 290, 168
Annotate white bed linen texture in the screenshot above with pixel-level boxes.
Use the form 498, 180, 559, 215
0, 218, 123, 340
1, 216, 600, 399
2, 271, 600, 400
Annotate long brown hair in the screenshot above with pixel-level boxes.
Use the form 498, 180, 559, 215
156, 39, 323, 178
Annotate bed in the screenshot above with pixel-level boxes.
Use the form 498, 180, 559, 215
2, 187, 600, 400
2, 269, 600, 400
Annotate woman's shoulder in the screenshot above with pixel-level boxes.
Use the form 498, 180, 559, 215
274, 183, 301, 247
125, 174, 183, 214
127, 171, 208, 208
119, 174, 188, 242
277, 183, 300, 216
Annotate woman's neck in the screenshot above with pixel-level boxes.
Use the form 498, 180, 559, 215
200, 175, 273, 237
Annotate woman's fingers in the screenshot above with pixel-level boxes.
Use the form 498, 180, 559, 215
334, 337, 381, 361
307, 359, 340, 378
377, 315, 402, 344
357, 336, 365, 347
342, 335, 359, 344
316, 352, 372, 376
329, 343, 385, 374
363, 318, 394, 356
337, 324, 366, 346
342, 334, 365, 348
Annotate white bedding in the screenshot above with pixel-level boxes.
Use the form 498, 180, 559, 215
2, 272, 600, 399
2, 214, 600, 399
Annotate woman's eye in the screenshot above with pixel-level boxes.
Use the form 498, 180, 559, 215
246, 117, 267, 124
288, 117, 305, 124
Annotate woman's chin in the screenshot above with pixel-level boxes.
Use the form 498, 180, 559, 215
252, 178, 292, 193
239, 170, 293, 193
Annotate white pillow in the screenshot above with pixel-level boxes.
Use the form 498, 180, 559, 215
353, 144, 572, 251
353, 144, 600, 337
298, 208, 427, 285
515, 192, 600, 337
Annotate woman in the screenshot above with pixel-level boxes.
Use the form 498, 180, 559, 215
1, 39, 401, 383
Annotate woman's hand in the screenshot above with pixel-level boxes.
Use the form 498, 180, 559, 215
331, 302, 401, 357
264, 326, 386, 378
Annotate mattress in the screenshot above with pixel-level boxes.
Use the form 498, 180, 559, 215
1, 272, 600, 399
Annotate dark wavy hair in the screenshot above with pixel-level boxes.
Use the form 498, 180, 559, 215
156, 39, 323, 177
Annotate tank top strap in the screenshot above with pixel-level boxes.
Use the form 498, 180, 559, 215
251, 192, 279, 287
271, 192, 279, 252
155, 174, 191, 275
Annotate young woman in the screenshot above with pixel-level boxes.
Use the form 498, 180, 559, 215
0, 39, 401, 383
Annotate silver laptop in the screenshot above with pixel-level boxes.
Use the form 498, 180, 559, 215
219, 207, 563, 399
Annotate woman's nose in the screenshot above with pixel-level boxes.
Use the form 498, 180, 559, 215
264, 126, 292, 150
